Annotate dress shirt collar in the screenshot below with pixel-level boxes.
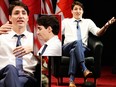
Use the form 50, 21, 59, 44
45, 35, 59, 45
8, 29, 29, 39
72, 17, 83, 22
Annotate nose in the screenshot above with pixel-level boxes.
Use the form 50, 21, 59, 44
77, 9, 80, 12
18, 13, 23, 18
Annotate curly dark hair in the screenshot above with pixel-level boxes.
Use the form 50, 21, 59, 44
71, 1, 84, 10
9, 1, 29, 15
37, 15, 60, 35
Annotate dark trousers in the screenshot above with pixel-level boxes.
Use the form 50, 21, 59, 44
0, 65, 37, 87
62, 40, 90, 75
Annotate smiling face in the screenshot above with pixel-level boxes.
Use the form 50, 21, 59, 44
71, 5, 83, 20
9, 6, 29, 30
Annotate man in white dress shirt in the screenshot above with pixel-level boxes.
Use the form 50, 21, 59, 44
36, 15, 61, 56
0, 1, 38, 87
62, 1, 116, 87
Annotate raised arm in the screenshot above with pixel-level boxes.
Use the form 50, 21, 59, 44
97, 17, 116, 36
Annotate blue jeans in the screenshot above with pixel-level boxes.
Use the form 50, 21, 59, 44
0, 65, 37, 87
62, 40, 90, 75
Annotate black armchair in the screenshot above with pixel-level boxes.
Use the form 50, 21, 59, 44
51, 35, 103, 85
34, 57, 41, 87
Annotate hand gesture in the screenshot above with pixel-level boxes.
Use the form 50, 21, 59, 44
0, 21, 12, 35
105, 17, 116, 27
13, 45, 33, 58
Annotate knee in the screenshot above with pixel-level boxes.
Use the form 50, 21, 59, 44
73, 40, 78, 44
70, 48, 74, 53
5, 64, 17, 73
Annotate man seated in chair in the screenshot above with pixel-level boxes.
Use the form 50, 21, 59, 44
62, 1, 116, 87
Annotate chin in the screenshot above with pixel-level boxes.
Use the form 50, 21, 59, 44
18, 24, 24, 28
18, 26, 24, 29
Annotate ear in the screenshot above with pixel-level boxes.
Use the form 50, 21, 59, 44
82, 10, 84, 14
27, 16, 29, 21
47, 26, 52, 33
9, 15, 12, 22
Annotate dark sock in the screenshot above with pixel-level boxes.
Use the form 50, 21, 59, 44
70, 74, 75, 82
80, 62, 87, 72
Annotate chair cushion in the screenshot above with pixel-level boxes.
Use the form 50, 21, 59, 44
61, 56, 94, 66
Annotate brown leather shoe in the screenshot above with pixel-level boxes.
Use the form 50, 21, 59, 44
83, 69, 92, 78
69, 82, 76, 87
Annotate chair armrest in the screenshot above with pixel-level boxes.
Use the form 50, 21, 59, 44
34, 62, 41, 86
88, 36, 103, 53
88, 36, 103, 77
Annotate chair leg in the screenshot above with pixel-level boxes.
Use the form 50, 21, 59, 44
57, 77, 63, 85
60, 77, 63, 84
94, 78, 96, 85
84, 78, 96, 87
84, 77, 87, 82
57, 77, 60, 85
